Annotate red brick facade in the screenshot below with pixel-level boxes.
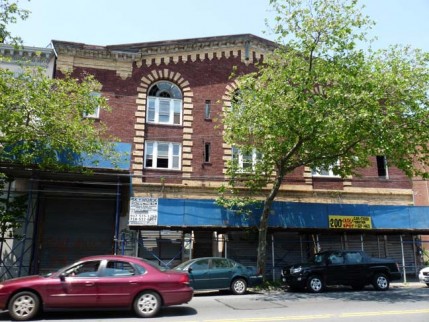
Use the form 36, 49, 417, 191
52, 34, 414, 206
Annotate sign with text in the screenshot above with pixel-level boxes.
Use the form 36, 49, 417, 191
329, 215, 372, 229
129, 197, 158, 226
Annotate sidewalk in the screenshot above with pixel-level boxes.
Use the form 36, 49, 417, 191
391, 277, 425, 288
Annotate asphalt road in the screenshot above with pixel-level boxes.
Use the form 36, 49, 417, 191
1, 281, 428, 322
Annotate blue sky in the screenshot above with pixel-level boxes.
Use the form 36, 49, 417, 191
10, 0, 429, 51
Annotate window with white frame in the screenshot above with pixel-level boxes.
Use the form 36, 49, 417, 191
147, 81, 182, 125
312, 161, 340, 177
144, 141, 181, 170
232, 147, 261, 172
83, 92, 101, 119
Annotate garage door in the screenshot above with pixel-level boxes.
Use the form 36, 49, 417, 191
37, 193, 116, 273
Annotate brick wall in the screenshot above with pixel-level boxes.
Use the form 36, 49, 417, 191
53, 36, 414, 205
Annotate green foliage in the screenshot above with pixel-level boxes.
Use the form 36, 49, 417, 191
219, 0, 429, 275
0, 0, 30, 45
0, 67, 118, 170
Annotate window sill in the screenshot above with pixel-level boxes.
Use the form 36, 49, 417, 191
144, 168, 182, 172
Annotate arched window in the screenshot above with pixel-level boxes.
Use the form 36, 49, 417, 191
147, 81, 182, 125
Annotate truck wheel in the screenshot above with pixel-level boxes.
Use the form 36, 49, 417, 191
8, 291, 40, 321
372, 273, 389, 291
307, 275, 324, 293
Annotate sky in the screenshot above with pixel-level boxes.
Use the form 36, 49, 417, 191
8, 0, 429, 52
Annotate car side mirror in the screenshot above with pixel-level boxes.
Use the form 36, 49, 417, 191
59, 273, 66, 282
188, 267, 193, 273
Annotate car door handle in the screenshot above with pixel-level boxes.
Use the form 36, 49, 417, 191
129, 282, 138, 285
85, 282, 95, 287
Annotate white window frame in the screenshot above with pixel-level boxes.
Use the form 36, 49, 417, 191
232, 147, 261, 172
147, 97, 182, 125
144, 141, 181, 170
83, 92, 101, 119
312, 161, 340, 177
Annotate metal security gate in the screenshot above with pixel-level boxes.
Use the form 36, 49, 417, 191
138, 230, 183, 268
37, 191, 116, 273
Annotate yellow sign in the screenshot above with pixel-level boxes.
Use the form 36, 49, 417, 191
329, 215, 372, 229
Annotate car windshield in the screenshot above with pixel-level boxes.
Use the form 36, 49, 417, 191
173, 260, 192, 270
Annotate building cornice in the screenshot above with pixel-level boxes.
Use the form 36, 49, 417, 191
0, 44, 54, 68
52, 34, 277, 79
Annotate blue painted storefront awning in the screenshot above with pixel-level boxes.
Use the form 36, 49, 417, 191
3, 141, 131, 171
149, 198, 429, 231
58, 142, 131, 170
81, 142, 131, 170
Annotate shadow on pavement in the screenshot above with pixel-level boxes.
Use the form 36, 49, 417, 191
260, 283, 429, 304
0, 305, 197, 321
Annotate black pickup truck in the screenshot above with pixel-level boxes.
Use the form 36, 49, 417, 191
281, 250, 401, 292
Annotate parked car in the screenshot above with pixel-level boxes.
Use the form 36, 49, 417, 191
418, 266, 429, 286
173, 257, 263, 295
0, 255, 193, 321
281, 250, 401, 293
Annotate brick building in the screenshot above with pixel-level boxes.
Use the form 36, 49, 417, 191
19, 34, 426, 279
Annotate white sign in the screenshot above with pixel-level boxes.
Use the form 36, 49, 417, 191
129, 197, 158, 226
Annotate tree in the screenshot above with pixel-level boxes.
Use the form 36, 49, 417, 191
0, 66, 115, 252
0, 67, 113, 170
0, 1, 117, 254
218, 0, 429, 276
0, 0, 30, 44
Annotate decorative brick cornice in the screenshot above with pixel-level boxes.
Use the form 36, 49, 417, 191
52, 34, 276, 78
0, 44, 54, 68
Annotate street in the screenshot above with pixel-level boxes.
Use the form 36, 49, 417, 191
1, 282, 428, 322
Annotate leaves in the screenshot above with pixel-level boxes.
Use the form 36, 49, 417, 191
0, 0, 30, 45
0, 67, 117, 171
220, 0, 429, 275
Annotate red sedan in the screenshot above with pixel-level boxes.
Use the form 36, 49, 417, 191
0, 255, 193, 321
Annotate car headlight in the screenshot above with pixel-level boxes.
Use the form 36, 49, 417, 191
290, 266, 302, 274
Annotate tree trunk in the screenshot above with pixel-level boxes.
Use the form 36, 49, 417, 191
257, 204, 271, 276
256, 173, 283, 277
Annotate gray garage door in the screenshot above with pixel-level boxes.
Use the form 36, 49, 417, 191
37, 193, 116, 273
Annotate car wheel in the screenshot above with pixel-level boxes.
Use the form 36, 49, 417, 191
8, 291, 40, 321
307, 275, 324, 293
133, 291, 162, 318
372, 273, 389, 291
231, 278, 247, 295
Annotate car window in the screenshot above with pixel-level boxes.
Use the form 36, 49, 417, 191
328, 252, 344, 265
344, 252, 363, 264
104, 261, 137, 277
312, 254, 325, 264
190, 259, 209, 271
64, 260, 100, 277
211, 258, 233, 269
137, 258, 168, 271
